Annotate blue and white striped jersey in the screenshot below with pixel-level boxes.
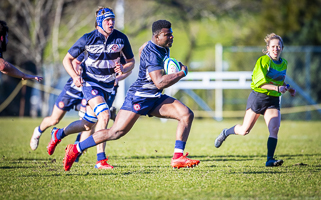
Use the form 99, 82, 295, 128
127, 41, 169, 98
68, 29, 134, 91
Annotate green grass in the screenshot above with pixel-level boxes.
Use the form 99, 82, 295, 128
0, 117, 320, 199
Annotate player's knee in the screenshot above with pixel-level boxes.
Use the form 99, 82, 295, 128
181, 109, 194, 123
94, 102, 109, 120
83, 123, 93, 131
97, 110, 110, 123
81, 117, 95, 131
50, 118, 60, 126
238, 128, 249, 136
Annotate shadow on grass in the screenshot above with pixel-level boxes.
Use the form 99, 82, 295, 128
279, 153, 321, 157
16, 170, 151, 177
113, 153, 321, 160
2, 158, 55, 162
239, 171, 286, 174
0, 166, 36, 169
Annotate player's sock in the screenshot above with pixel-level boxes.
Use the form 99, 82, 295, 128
38, 126, 44, 134
173, 140, 186, 159
56, 129, 66, 140
75, 133, 81, 144
97, 152, 106, 161
78, 136, 97, 152
225, 125, 236, 136
267, 137, 278, 161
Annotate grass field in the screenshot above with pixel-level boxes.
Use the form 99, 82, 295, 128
0, 117, 320, 199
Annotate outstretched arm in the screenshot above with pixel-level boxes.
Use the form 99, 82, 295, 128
0, 58, 43, 81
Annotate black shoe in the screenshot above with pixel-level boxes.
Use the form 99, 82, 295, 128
266, 159, 283, 167
214, 129, 227, 148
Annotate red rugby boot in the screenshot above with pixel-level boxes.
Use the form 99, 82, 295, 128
95, 158, 114, 169
171, 152, 200, 169
47, 128, 61, 155
63, 144, 80, 171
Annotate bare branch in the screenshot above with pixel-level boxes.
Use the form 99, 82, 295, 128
52, 0, 65, 62
61, 10, 95, 44
19, 0, 33, 29
43, 0, 54, 16
9, 39, 32, 60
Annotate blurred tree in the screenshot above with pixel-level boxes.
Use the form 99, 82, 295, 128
0, 0, 115, 116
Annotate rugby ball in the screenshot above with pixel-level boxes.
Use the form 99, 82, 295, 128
164, 58, 181, 74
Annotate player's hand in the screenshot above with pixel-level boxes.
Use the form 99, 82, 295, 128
279, 86, 287, 94
73, 75, 83, 87
288, 88, 296, 97
114, 62, 123, 75
179, 62, 188, 77
34, 76, 43, 82
22, 75, 43, 82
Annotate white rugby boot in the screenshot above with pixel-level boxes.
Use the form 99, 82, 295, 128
30, 127, 42, 150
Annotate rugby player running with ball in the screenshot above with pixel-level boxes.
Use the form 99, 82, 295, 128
63, 19, 200, 171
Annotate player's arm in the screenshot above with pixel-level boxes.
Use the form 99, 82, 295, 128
114, 57, 135, 75
139, 42, 148, 57
149, 64, 187, 90
72, 59, 82, 75
123, 58, 135, 73
116, 70, 132, 82
115, 36, 136, 74
0, 58, 43, 81
72, 53, 84, 75
63, 52, 82, 87
114, 70, 132, 86
260, 84, 288, 93
282, 82, 296, 96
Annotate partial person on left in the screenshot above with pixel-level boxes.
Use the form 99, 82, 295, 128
0, 20, 43, 81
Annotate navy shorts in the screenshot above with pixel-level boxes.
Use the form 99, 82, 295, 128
55, 83, 83, 111
246, 91, 280, 115
121, 93, 169, 116
82, 85, 117, 108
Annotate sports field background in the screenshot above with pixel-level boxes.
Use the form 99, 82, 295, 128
0, 117, 320, 199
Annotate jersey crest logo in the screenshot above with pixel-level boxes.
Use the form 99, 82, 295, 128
110, 44, 119, 52
91, 89, 98, 96
58, 101, 65, 108
133, 103, 141, 111
81, 99, 87, 106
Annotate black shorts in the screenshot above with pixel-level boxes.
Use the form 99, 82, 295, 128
246, 91, 280, 115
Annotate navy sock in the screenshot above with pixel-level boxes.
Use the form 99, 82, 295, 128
267, 137, 278, 161
174, 140, 186, 151
38, 126, 44, 134
75, 133, 81, 142
173, 140, 186, 159
97, 152, 106, 161
56, 129, 66, 140
225, 125, 236, 136
78, 136, 97, 152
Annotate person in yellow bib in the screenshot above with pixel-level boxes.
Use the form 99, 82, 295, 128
214, 33, 296, 167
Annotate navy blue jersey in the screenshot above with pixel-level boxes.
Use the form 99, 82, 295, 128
0, 48, 3, 58
127, 41, 170, 98
68, 29, 134, 91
